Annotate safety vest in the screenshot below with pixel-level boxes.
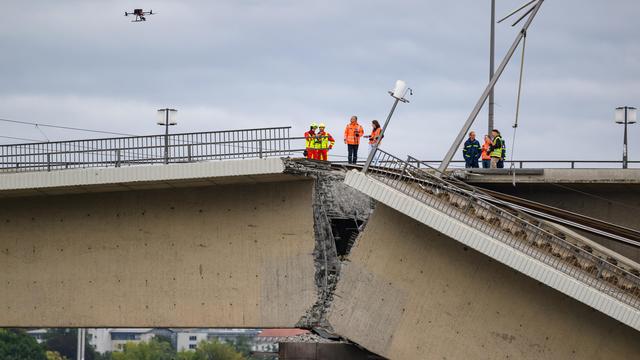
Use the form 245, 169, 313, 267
344, 123, 364, 145
369, 128, 382, 145
314, 131, 335, 150
490, 136, 503, 158
481, 140, 491, 160
304, 130, 316, 149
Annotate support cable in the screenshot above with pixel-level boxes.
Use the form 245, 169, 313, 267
510, 30, 527, 186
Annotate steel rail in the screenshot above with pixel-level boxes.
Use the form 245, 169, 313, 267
475, 188, 640, 246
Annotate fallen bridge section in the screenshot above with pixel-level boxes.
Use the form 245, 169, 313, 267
329, 202, 640, 359
330, 151, 640, 358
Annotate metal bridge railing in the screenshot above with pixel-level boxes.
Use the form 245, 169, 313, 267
363, 148, 640, 310
409, 159, 640, 169
0, 127, 298, 173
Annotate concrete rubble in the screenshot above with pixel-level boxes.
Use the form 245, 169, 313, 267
284, 159, 373, 333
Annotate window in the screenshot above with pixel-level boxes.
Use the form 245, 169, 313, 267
111, 333, 139, 341
189, 344, 197, 349
189, 336, 197, 341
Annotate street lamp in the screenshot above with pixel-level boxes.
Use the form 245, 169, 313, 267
157, 108, 178, 164
615, 106, 637, 169
362, 80, 412, 172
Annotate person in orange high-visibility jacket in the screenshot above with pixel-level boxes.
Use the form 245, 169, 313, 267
363, 120, 383, 166
367, 120, 382, 148
344, 116, 364, 164
314, 123, 335, 161
304, 122, 318, 159
481, 134, 492, 168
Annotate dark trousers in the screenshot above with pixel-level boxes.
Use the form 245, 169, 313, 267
482, 159, 491, 168
465, 158, 479, 168
347, 144, 359, 164
497, 159, 504, 168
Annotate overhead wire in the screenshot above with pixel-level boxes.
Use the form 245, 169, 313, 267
0, 117, 138, 137
0, 135, 44, 142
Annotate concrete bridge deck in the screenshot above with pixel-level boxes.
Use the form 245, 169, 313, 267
460, 167, 640, 184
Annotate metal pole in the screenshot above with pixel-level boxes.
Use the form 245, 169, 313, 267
363, 97, 401, 172
488, 0, 496, 135
623, 107, 628, 169
164, 109, 169, 164
438, 0, 544, 174
76, 328, 85, 360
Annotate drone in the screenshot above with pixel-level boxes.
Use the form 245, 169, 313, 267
124, 9, 154, 22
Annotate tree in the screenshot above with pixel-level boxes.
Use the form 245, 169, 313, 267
0, 328, 46, 360
154, 334, 175, 351
45, 350, 67, 360
230, 336, 251, 357
230, 336, 259, 360
43, 328, 98, 360
176, 351, 196, 360
178, 339, 245, 360
111, 339, 174, 360
94, 351, 113, 360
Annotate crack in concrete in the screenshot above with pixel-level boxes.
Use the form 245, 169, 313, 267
284, 159, 374, 332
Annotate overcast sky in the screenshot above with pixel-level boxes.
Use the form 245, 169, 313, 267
0, 0, 638, 165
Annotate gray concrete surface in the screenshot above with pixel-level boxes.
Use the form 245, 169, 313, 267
0, 157, 288, 197
462, 168, 640, 184
329, 204, 640, 359
0, 179, 317, 327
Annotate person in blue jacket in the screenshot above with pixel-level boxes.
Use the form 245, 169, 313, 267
462, 131, 481, 168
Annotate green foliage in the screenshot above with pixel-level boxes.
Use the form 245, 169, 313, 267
176, 351, 197, 360
94, 351, 113, 360
45, 350, 67, 360
229, 337, 252, 357
111, 339, 174, 360
181, 339, 246, 360
0, 328, 46, 360
154, 334, 175, 350
43, 329, 98, 360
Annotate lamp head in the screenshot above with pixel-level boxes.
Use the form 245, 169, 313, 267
615, 106, 637, 124
391, 80, 408, 99
157, 108, 178, 125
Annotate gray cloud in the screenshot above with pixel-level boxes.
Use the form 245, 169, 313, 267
0, 0, 638, 165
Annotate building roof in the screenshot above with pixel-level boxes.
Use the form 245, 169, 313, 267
257, 329, 309, 337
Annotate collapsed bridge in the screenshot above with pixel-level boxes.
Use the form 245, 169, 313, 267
1, 129, 640, 359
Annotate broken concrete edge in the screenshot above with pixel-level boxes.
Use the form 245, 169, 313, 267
283, 159, 375, 337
